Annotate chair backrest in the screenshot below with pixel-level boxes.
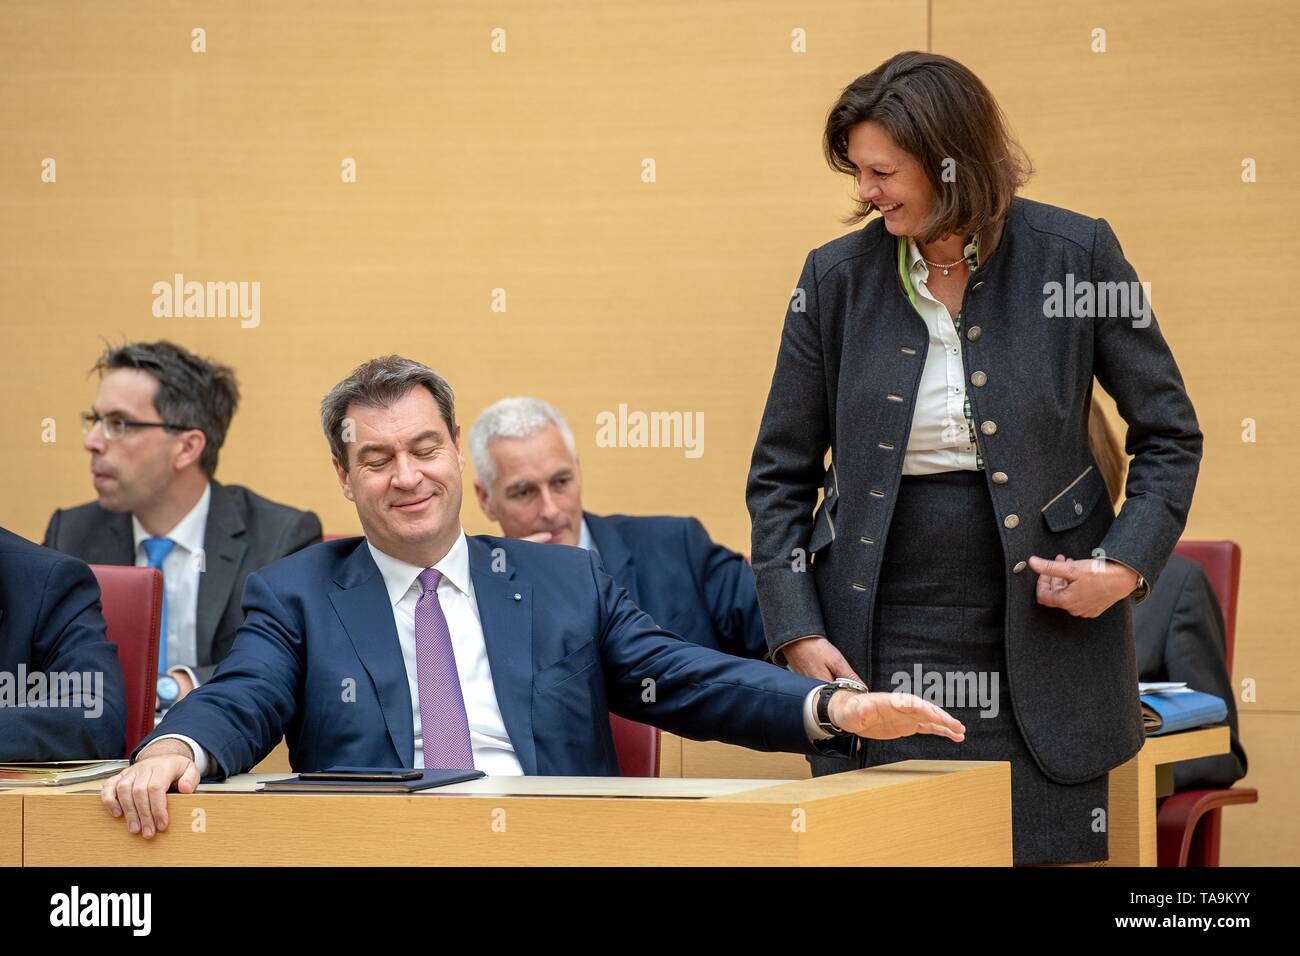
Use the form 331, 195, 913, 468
1161, 541, 1249, 868
1171, 540, 1242, 670
89, 564, 162, 756
609, 714, 660, 776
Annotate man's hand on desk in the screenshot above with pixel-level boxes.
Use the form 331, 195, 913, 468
100, 738, 200, 839
830, 690, 966, 742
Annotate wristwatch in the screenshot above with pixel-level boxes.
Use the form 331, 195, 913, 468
814, 677, 869, 736
156, 674, 180, 712
1111, 559, 1149, 601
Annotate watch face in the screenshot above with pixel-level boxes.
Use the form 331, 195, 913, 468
156, 675, 180, 703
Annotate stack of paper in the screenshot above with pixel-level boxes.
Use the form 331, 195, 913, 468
0, 760, 128, 787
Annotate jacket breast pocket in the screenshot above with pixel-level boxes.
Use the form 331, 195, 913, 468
1040, 464, 1108, 532
807, 470, 838, 554
536, 638, 600, 692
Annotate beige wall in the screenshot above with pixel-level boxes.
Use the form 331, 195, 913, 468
1, 1, 1293, 863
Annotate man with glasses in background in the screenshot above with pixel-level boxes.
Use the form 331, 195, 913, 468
44, 341, 322, 712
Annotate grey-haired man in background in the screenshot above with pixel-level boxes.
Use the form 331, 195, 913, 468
470, 397, 766, 659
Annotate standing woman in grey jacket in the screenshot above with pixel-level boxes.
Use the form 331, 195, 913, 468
747, 51, 1203, 865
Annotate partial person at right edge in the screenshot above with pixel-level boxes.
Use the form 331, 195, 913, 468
43, 341, 322, 710
1089, 399, 1247, 791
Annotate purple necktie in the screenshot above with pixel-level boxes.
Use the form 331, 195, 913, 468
414, 568, 475, 769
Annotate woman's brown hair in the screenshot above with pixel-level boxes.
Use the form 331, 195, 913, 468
1088, 396, 1128, 509
823, 51, 1033, 243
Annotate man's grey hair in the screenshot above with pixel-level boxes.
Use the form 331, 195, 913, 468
469, 396, 576, 491
320, 355, 456, 468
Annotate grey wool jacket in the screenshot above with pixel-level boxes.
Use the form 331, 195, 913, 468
747, 196, 1203, 784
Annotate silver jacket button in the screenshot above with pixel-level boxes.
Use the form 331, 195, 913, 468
992, 471, 1008, 484
970, 370, 987, 387
1013, 560, 1027, 573
1074, 501, 1084, 515
980, 420, 998, 436
1004, 514, 1020, 529
966, 325, 982, 341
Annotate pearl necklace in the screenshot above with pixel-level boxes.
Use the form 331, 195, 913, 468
922, 255, 966, 277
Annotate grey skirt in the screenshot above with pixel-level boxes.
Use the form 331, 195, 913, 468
859, 469, 1108, 865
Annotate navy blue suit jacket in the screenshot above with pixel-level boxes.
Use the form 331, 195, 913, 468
0, 527, 127, 761
139, 535, 845, 776
584, 512, 766, 660
44, 481, 322, 682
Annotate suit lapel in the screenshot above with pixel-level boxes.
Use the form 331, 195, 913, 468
329, 541, 413, 766
583, 512, 639, 607
468, 536, 537, 774
86, 510, 134, 565
196, 482, 248, 663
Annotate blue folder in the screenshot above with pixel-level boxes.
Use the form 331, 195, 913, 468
1140, 689, 1228, 736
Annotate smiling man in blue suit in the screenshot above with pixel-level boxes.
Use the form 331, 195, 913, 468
101, 355, 964, 839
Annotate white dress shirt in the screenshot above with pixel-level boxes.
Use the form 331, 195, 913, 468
577, 517, 595, 552
366, 531, 522, 775
132, 482, 210, 680
902, 236, 981, 475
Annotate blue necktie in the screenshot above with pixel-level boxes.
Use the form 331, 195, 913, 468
141, 537, 176, 673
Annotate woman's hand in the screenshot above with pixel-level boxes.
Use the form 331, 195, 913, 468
780, 636, 864, 683
1028, 553, 1139, 618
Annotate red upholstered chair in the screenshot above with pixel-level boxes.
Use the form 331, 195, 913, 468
610, 714, 660, 777
89, 564, 162, 757
1156, 540, 1259, 866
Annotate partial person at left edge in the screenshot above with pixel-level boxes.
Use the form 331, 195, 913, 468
43, 341, 322, 710
0, 527, 127, 760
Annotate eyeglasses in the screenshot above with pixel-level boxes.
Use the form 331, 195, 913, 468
80, 411, 198, 441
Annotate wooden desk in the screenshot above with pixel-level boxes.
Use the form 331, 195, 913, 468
0, 792, 22, 868
661, 727, 1230, 866
1107, 726, 1229, 866
659, 735, 811, 780
18, 761, 1012, 866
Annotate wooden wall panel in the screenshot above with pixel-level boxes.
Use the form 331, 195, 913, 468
0, 0, 925, 548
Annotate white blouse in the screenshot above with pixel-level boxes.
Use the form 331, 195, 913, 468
901, 235, 981, 475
